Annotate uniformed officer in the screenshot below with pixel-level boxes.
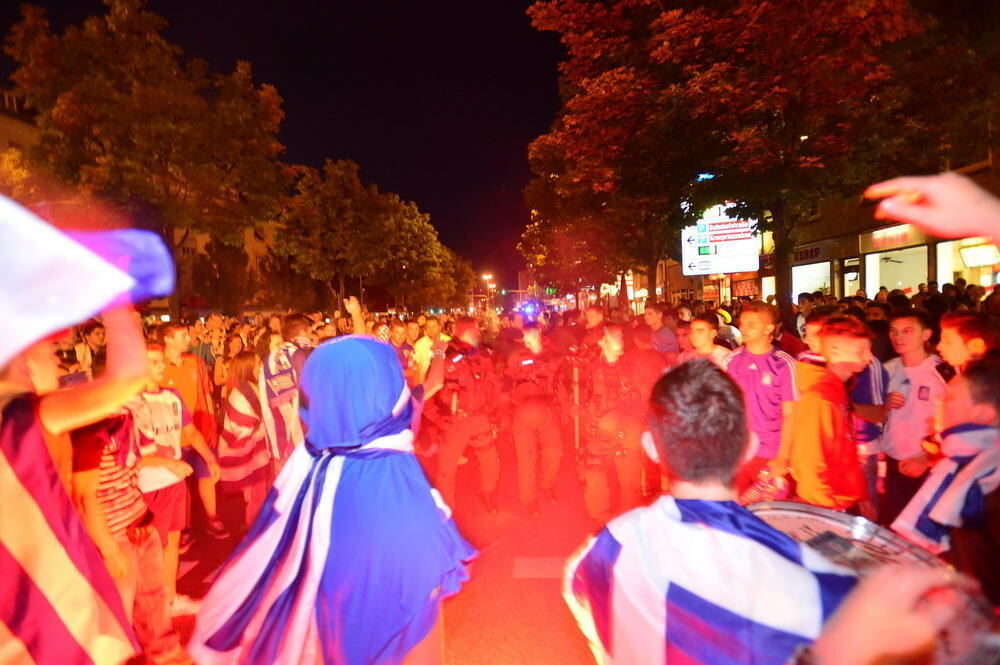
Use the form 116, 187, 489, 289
580, 323, 647, 523
428, 316, 502, 513
506, 323, 564, 514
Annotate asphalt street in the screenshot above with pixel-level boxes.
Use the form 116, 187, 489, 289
175, 431, 602, 664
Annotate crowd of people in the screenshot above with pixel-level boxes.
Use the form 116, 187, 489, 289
2, 171, 999, 665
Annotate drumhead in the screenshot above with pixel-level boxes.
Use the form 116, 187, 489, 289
748, 501, 940, 571
750, 501, 999, 665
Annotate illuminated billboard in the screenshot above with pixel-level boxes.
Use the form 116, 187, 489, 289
681, 205, 761, 276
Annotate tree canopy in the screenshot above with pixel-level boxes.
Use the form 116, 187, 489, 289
524, 0, 1000, 303
277, 159, 473, 310
3, 0, 476, 312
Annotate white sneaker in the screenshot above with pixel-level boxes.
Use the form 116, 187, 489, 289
170, 594, 201, 616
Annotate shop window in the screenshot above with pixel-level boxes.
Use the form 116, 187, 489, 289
843, 257, 860, 297
792, 261, 832, 296
937, 238, 998, 289
865, 245, 927, 296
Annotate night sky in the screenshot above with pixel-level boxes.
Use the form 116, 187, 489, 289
0, 1, 564, 287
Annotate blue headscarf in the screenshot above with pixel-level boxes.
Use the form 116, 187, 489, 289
299, 335, 413, 453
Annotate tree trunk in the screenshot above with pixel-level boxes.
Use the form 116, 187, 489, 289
770, 199, 793, 323
163, 226, 184, 319
645, 258, 659, 303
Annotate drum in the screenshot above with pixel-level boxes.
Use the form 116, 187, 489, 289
749, 502, 999, 665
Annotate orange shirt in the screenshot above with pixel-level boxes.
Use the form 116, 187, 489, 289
789, 361, 867, 510
161, 353, 216, 446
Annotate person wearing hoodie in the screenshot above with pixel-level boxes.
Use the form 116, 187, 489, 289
787, 315, 874, 518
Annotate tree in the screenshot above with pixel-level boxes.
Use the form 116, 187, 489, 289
524, 0, 717, 295
5, 0, 287, 259
277, 159, 470, 311
527, 0, 1000, 307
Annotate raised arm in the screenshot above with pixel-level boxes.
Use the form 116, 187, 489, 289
38, 306, 147, 435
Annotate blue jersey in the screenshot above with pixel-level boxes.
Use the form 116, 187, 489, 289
850, 358, 888, 446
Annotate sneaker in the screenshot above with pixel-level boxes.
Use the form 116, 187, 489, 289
524, 502, 540, 517
481, 493, 498, 515
205, 518, 230, 540
170, 594, 201, 616
540, 488, 558, 504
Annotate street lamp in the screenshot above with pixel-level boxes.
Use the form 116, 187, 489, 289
482, 273, 493, 281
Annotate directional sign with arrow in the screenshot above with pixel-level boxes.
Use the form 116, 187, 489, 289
680, 205, 761, 276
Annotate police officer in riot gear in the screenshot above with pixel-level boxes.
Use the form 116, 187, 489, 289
428, 316, 502, 513
506, 323, 565, 515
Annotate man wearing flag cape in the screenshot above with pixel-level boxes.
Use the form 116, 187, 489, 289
190, 335, 477, 665
565, 359, 857, 665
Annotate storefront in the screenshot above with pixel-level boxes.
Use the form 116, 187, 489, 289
936, 237, 999, 291
790, 236, 857, 298
860, 224, 931, 296
731, 271, 761, 298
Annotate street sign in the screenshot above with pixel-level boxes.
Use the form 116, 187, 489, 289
681, 205, 760, 276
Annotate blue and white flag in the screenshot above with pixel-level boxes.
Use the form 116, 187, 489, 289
893, 424, 1000, 554
190, 337, 476, 665
565, 497, 856, 665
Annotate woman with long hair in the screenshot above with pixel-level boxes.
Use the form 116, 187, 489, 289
213, 333, 245, 402
217, 351, 271, 529
190, 337, 475, 665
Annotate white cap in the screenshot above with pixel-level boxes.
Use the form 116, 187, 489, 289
0, 194, 135, 368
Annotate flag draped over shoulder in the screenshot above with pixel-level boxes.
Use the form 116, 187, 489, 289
218, 386, 271, 488
893, 424, 1000, 554
258, 342, 307, 461
565, 497, 856, 665
191, 337, 476, 665
0, 392, 138, 665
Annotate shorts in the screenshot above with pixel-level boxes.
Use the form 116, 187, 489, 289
181, 446, 212, 479
143, 481, 188, 543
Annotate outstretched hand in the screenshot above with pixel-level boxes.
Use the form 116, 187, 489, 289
343, 296, 362, 316
810, 565, 978, 665
864, 172, 1000, 242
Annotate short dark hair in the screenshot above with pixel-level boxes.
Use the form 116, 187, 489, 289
81, 319, 105, 337
805, 305, 840, 326
739, 301, 778, 325
282, 314, 313, 341
691, 312, 719, 330
797, 292, 814, 304
889, 308, 933, 330
866, 302, 891, 316
645, 302, 676, 319
940, 311, 999, 349
963, 353, 1000, 418
648, 359, 747, 484
160, 322, 188, 341
888, 293, 911, 312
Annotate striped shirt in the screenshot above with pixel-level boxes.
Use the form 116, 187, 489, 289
565, 497, 856, 665
72, 413, 147, 540
726, 347, 799, 459
125, 388, 191, 493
